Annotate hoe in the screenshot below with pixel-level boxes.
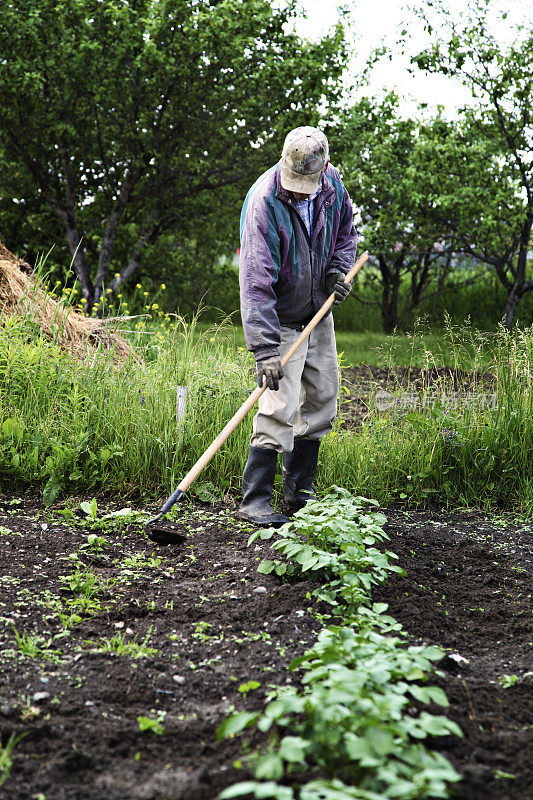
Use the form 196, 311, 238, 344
145, 252, 368, 544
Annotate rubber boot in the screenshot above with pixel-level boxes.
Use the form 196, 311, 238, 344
282, 439, 320, 512
238, 446, 289, 527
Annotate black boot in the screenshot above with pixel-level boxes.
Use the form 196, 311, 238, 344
282, 439, 320, 512
238, 446, 289, 527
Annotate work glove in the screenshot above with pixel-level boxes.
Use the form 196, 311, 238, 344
256, 356, 284, 391
326, 272, 351, 304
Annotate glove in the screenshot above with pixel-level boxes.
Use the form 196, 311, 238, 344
326, 272, 351, 304
256, 356, 284, 391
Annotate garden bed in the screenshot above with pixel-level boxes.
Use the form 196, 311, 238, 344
340, 365, 496, 427
0, 494, 531, 799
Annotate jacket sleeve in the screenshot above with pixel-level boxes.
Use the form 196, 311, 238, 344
326, 185, 358, 280
239, 191, 282, 360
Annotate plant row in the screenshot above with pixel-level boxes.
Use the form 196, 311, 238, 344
217, 489, 462, 800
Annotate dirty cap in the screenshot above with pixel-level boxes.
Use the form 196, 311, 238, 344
280, 126, 329, 194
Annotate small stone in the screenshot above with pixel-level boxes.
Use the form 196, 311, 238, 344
126, 627, 134, 635
114, 622, 124, 629
32, 692, 50, 703
295, 610, 305, 617
172, 675, 185, 685
253, 586, 267, 594
449, 652, 469, 664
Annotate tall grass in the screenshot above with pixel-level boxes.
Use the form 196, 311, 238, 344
190, 319, 498, 369
322, 322, 533, 511
0, 312, 256, 503
1, 298, 532, 512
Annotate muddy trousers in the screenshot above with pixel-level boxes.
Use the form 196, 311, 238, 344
251, 314, 339, 453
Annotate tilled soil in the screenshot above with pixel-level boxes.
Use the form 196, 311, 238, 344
0, 494, 531, 800
340, 365, 496, 426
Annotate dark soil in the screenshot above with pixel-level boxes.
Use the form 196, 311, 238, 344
0, 494, 531, 800
340, 365, 496, 426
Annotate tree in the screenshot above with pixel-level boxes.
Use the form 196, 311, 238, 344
0, 0, 346, 312
333, 96, 459, 332
411, 0, 533, 328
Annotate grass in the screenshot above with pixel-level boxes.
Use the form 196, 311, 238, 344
187, 320, 497, 369
11, 627, 62, 662
0, 293, 532, 511
95, 627, 158, 659
0, 734, 23, 789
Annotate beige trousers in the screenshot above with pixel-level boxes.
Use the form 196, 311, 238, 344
251, 314, 339, 453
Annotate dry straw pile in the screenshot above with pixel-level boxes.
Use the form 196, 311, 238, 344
0, 240, 132, 360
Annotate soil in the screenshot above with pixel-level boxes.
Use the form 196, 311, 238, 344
0, 494, 531, 800
340, 366, 496, 427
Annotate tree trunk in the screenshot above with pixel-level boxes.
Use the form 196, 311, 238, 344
502, 214, 532, 329
503, 285, 523, 329
50, 200, 94, 304
93, 169, 137, 308
379, 254, 402, 334
410, 252, 431, 309
96, 223, 159, 316
48, 149, 95, 306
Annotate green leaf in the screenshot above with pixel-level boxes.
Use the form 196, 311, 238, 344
220, 782, 294, 800
99, 448, 111, 466
254, 753, 284, 781
344, 734, 380, 766
422, 646, 445, 661
216, 711, 260, 741
367, 726, 395, 756
238, 680, 260, 694
257, 560, 276, 574
80, 500, 97, 517
219, 783, 265, 799
2, 418, 24, 441
410, 685, 449, 707
137, 715, 165, 735
278, 735, 308, 763
43, 477, 62, 507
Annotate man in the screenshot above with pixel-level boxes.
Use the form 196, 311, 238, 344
238, 126, 357, 526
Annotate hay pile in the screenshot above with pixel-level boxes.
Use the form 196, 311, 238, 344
0, 240, 133, 360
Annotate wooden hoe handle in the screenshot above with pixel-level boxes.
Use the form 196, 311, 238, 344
176, 252, 369, 495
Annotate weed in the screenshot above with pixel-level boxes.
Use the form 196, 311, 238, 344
192, 621, 225, 643
0, 733, 25, 789
59, 566, 104, 598
95, 626, 157, 659
79, 533, 109, 556
238, 681, 261, 698
137, 711, 166, 735
498, 674, 519, 688
11, 627, 62, 663
494, 770, 516, 780
0, 525, 21, 536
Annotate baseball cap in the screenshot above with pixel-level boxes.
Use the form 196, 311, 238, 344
280, 126, 329, 194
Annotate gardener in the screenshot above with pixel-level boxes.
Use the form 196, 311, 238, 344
238, 125, 357, 526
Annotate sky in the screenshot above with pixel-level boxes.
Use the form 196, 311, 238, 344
291, 0, 533, 117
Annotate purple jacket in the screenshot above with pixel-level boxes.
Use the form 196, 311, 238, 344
239, 162, 357, 359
